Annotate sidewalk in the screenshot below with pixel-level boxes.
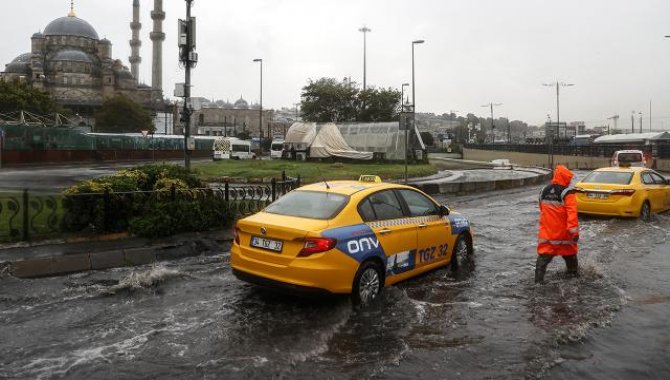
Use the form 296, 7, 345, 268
1, 158, 550, 279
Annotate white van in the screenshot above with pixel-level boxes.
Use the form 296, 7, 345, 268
610, 150, 646, 168
213, 137, 255, 160
270, 139, 284, 159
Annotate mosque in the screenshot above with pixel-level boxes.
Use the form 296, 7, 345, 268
1, 1, 165, 117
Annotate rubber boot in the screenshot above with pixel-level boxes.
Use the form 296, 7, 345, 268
563, 255, 579, 278
535, 255, 553, 284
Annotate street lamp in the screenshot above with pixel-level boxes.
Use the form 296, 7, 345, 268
481, 102, 502, 148
400, 83, 409, 112
543, 81, 574, 169
253, 58, 263, 141
359, 26, 371, 92
407, 39, 424, 184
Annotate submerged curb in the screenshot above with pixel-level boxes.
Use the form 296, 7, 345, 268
3, 230, 233, 279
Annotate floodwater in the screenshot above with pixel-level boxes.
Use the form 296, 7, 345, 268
1, 183, 669, 379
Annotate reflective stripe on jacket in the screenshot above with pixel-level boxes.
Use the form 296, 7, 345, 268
537, 165, 579, 256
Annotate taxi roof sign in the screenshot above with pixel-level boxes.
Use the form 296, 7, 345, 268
358, 175, 382, 183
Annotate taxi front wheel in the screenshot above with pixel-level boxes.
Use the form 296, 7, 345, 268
352, 261, 383, 305
450, 235, 473, 275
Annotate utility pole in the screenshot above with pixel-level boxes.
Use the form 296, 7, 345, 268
179, 0, 197, 169
481, 102, 502, 148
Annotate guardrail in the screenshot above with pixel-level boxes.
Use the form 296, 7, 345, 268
0, 176, 300, 243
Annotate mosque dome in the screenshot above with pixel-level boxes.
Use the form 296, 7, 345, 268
52, 49, 92, 63
5, 53, 32, 74
44, 15, 99, 40
234, 97, 249, 109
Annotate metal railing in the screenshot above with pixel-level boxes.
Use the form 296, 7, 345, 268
0, 176, 300, 243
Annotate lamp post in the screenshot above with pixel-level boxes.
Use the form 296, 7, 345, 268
359, 26, 371, 92
407, 40, 424, 184
543, 81, 574, 169
253, 58, 263, 142
481, 102, 502, 148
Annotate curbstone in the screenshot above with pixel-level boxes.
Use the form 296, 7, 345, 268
11, 257, 53, 278
90, 250, 125, 270
124, 247, 156, 266
52, 254, 91, 275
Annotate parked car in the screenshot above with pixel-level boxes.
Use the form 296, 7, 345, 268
231, 175, 474, 304
610, 150, 646, 167
574, 166, 670, 220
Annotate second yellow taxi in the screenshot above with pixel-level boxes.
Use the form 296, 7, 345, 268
574, 166, 670, 220
231, 176, 474, 304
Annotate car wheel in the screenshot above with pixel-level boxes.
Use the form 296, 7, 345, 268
450, 234, 473, 274
640, 201, 651, 222
352, 261, 383, 305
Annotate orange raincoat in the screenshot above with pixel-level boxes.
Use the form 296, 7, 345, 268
537, 165, 579, 256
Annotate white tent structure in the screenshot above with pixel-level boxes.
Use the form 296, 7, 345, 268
593, 131, 670, 144
284, 122, 373, 160
284, 121, 425, 161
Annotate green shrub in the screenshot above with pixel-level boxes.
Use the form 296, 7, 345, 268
62, 164, 206, 233
129, 196, 236, 238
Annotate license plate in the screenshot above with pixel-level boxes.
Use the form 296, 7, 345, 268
587, 192, 608, 199
251, 236, 283, 252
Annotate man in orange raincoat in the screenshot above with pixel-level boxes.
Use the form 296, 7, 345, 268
536, 164, 579, 283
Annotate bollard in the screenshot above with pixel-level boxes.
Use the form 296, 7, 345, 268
224, 181, 229, 202
282, 170, 286, 181
271, 178, 276, 202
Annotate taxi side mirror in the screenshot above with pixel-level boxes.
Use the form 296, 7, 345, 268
439, 205, 450, 216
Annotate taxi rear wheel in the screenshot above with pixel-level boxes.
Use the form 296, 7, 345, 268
640, 201, 651, 222
352, 261, 383, 305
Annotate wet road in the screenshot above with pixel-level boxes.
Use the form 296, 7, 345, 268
1, 181, 669, 379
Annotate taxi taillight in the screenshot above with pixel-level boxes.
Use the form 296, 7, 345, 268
610, 189, 636, 196
298, 238, 337, 257
234, 226, 241, 245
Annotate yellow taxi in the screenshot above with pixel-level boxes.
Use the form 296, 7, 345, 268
574, 166, 670, 220
231, 176, 474, 304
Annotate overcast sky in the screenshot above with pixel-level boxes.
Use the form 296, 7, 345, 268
2, 0, 670, 128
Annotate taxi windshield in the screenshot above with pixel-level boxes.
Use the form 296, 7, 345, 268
581, 171, 633, 185
264, 191, 349, 219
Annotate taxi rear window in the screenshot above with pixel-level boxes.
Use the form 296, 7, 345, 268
264, 191, 349, 219
581, 171, 633, 185
617, 153, 643, 162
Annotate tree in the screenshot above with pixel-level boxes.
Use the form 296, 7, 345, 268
95, 94, 153, 133
301, 78, 358, 122
300, 78, 400, 122
0, 80, 64, 115
358, 87, 401, 122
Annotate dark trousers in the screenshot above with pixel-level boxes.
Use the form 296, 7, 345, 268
535, 254, 579, 283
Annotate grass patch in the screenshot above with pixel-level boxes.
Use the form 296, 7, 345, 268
193, 160, 438, 184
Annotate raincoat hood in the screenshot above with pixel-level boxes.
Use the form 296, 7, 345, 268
552, 165, 573, 187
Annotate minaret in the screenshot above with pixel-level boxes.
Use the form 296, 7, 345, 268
150, 0, 165, 92
129, 0, 142, 81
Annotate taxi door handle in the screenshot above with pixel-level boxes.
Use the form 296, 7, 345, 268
417, 223, 428, 228
379, 228, 392, 235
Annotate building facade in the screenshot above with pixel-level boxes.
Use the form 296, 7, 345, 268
1, 6, 161, 116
